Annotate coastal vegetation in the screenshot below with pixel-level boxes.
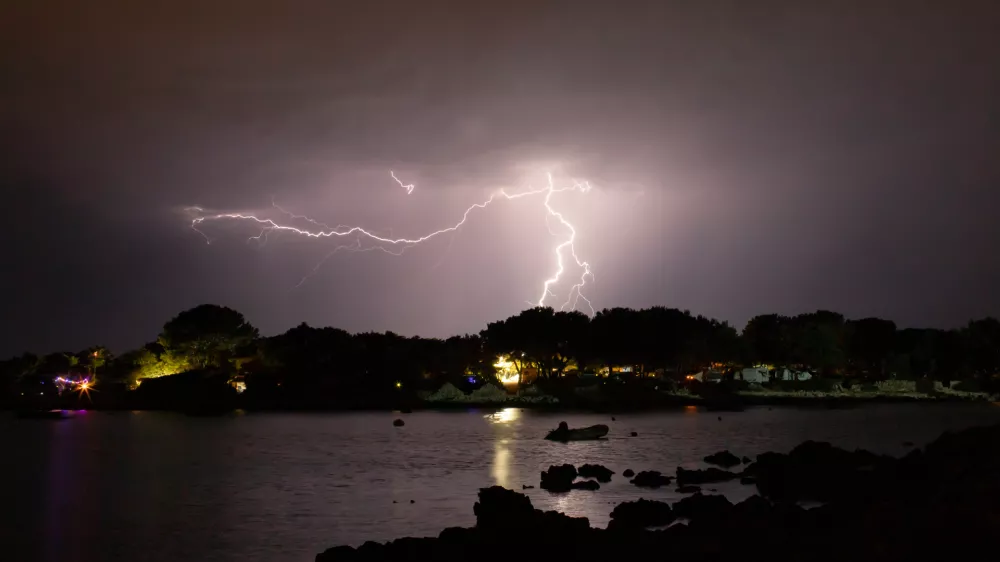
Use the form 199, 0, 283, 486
2, 304, 998, 410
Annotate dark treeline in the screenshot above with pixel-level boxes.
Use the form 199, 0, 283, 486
2, 304, 999, 409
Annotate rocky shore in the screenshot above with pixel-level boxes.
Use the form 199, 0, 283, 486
316, 423, 1000, 562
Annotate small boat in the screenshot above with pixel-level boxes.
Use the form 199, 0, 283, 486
545, 422, 610, 442
14, 409, 69, 420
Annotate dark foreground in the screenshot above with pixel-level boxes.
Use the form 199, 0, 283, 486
318, 422, 1000, 562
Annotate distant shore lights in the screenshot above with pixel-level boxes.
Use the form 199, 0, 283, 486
493, 355, 520, 385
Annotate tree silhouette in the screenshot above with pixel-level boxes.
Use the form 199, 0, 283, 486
160, 304, 259, 368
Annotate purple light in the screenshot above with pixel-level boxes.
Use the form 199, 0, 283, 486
467, 377, 476, 384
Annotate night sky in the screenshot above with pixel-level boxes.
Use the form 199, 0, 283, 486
2, 1, 998, 356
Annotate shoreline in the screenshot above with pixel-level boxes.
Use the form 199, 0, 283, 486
4, 391, 995, 415
315, 422, 1000, 561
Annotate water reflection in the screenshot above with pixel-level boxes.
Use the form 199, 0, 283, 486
492, 438, 511, 488
488, 408, 520, 487
485, 407, 521, 424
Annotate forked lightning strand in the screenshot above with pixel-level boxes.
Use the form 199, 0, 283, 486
390, 171, 415, 194
189, 173, 595, 314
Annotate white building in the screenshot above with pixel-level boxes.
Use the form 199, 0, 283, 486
739, 367, 770, 383
738, 367, 813, 383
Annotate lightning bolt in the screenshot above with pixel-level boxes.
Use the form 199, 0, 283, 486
390, 171, 415, 194
189, 173, 595, 314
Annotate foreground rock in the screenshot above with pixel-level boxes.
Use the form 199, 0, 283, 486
608, 499, 674, 530
629, 470, 672, 488
703, 450, 741, 468
577, 464, 614, 483
752, 440, 891, 502
671, 493, 733, 520
540, 464, 602, 492
318, 423, 1000, 562
539, 464, 578, 492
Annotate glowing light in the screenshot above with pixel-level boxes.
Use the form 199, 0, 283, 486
188, 172, 594, 314
493, 356, 514, 370
486, 407, 521, 424
395, 381, 402, 389
493, 355, 521, 385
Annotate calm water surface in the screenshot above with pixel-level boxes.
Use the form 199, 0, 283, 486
4, 403, 999, 562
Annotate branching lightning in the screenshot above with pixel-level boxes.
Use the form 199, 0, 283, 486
189, 172, 595, 315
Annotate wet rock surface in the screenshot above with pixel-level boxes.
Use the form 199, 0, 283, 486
318, 423, 1000, 562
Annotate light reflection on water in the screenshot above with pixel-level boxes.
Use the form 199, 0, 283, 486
3, 403, 998, 562
488, 408, 521, 488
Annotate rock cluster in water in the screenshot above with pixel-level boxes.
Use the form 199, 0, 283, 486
539, 464, 607, 492
317, 423, 1000, 562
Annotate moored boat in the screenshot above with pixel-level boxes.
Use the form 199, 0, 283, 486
545, 422, 610, 441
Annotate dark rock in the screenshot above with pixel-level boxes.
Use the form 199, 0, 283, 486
473, 486, 534, 530
672, 493, 733, 521
741, 456, 752, 464
393, 419, 405, 427
522, 485, 534, 490
630, 431, 638, 437
630, 470, 672, 488
717, 416, 722, 421
571, 480, 600, 491
676, 467, 739, 485
410, 500, 415, 504
753, 441, 891, 502
317, 424, 1000, 562
578, 464, 615, 483
622, 469, 635, 477
608, 499, 675, 530
611, 416, 616, 421
676, 485, 701, 494
703, 450, 741, 468
540, 464, 578, 492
